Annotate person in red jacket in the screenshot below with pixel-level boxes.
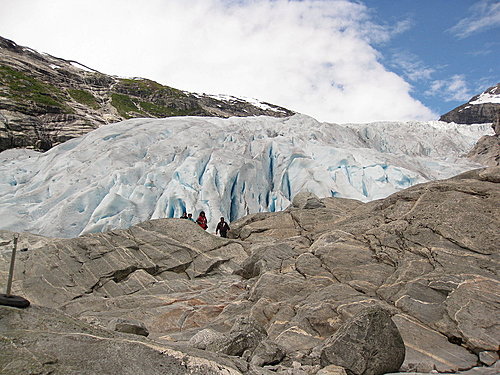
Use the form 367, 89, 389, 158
196, 211, 208, 230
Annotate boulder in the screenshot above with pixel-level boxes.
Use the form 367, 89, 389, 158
320, 307, 405, 375
218, 316, 268, 356
291, 192, 326, 209
230, 212, 301, 241
250, 339, 286, 366
236, 242, 306, 279
191, 317, 268, 357
479, 351, 499, 366
189, 328, 226, 350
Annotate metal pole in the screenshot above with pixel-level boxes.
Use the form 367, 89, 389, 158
5, 234, 18, 296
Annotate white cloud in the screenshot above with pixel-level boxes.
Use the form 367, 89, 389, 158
0, 0, 435, 123
391, 51, 435, 82
391, 19, 413, 36
450, 0, 500, 38
426, 75, 472, 102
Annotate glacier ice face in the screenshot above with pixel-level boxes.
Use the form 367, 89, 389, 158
0, 114, 491, 238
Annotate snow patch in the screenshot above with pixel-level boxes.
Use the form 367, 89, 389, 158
194, 92, 287, 113
69, 61, 95, 72
470, 92, 500, 105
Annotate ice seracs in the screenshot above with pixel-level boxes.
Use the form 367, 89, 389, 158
0, 114, 491, 238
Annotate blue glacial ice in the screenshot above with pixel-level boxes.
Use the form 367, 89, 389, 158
0, 114, 492, 238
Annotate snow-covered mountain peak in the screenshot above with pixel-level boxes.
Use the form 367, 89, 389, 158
440, 83, 500, 124
0, 114, 491, 238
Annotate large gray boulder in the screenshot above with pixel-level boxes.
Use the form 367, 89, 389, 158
320, 307, 405, 375
206, 316, 268, 357
189, 328, 227, 350
250, 339, 286, 366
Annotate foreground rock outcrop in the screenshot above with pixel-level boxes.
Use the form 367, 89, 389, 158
1, 167, 499, 374
0, 305, 244, 375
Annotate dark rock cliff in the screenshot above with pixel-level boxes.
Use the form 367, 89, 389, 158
440, 83, 500, 124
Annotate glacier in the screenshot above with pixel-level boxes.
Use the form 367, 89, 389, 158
0, 114, 492, 238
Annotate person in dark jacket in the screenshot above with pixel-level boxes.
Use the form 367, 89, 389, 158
196, 211, 208, 230
216, 217, 230, 238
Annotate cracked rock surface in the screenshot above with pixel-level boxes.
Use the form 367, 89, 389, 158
1, 167, 498, 374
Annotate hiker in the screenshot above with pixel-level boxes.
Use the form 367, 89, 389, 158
180, 212, 188, 219
187, 213, 195, 222
196, 211, 208, 230
216, 217, 230, 238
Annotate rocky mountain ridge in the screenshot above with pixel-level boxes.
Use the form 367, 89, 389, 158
1, 167, 498, 374
440, 83, 500, 125
0, 35, 294, 151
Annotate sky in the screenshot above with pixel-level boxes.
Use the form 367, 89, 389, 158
0, 0, 498, 123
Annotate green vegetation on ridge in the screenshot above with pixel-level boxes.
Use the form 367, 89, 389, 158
110, 93, 143, 118
68, 89, 100, 110
117, 78, 188, 99
0, 65, 72, 113
110, 78, 203, 118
